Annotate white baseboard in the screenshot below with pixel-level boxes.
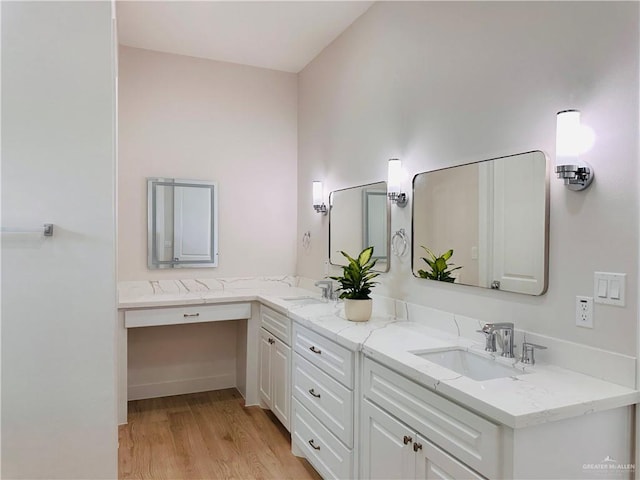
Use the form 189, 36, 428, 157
128, 374, 236, 401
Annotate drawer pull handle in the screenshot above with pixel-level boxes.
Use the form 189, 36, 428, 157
308, 439, 320, 450
309, 346, 322, 354
403, 435, 413, 445
268, 338, 275, 344
308, 388, 321, 398
413, 442, 423, 452
183, 313, 200, 318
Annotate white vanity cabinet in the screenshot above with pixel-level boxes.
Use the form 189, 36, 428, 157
362, 399, 485, 480
291, 323, 357, 479
362, 357, 496, 479
362, 356, 635, 480
259, 306, 291, 431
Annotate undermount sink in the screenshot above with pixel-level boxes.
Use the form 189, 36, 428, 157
280, 296, 326, 306
412, 348, 526, 381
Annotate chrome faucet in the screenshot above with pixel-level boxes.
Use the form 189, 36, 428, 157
481, 322, 515, 358
314, 280, 334, 300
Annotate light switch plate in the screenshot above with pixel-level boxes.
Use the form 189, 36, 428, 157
594, 272, 626, 306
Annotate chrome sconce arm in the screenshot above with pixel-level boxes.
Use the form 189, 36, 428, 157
555, 163, 594, 191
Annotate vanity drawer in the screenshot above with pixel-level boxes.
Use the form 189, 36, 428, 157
260, 305, 291, 346
124, 303, 251, 328
292, 398, 353, 480
293, 354, 353, 448
293, 324, 354, 388
363, 357, 501, 479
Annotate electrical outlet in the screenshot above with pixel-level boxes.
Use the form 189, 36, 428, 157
576, 296, 594, 328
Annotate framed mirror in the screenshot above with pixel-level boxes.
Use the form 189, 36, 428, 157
147, 178, 218, 269
329, 181, 390, 272
412, 151, 549, 295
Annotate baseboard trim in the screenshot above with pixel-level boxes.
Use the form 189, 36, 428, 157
128, 374, 236, 401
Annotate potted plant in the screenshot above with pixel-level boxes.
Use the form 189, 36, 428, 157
330, 246, 379, 322
417, 246, 462, 283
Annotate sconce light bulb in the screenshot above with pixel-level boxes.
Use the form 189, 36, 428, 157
312, 181, 323, 206
387, 158, 402, 195
556, 110, 581, 161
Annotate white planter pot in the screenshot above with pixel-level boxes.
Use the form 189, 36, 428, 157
344, 298, 372, 322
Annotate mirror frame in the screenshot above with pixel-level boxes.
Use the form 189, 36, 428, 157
329, 181, 391, 273
147, 177, 219, 269
411, 151, 550, 295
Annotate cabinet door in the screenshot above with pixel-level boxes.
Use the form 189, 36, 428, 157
259, 328, 273, 406
361, 400, 415, 480
271, 337, 291, 431
414, 434, 486, 480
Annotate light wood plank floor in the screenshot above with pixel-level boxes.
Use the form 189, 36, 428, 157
119, 389, 322, 480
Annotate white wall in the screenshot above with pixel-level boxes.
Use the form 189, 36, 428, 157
298, 2, 640, 356
1, 2, 117, 478
118, 46, 298, 280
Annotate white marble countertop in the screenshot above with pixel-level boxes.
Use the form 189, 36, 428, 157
118, 278, 639, 430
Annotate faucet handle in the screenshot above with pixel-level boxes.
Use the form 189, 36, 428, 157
521, 342, 547, 365
476, 329, 497, 353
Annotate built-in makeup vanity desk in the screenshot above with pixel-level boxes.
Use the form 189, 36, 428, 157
117, 276, 316, 425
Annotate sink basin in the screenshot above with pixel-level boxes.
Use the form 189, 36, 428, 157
412, 348, 526, 381
280, 296, 326, 306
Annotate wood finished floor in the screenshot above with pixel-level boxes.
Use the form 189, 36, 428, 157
118, 389, 322, 480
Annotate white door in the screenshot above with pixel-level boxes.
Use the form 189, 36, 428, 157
415, 434, 486, 480
173, 185, 212, 262
361, 400, 416, 480
259, 328, 273, 406
271, 337, 291, 431
489, 154, 547, 295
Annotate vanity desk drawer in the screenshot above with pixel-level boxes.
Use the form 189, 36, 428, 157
260, 305, 291, 345
293, 324, 354, 388
293, 354, 354, 447
363, 357, 501, 479
124, 302, 251, 328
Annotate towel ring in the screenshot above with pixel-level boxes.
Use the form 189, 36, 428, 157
302, 231, 311, 250
391, 228, 408, 257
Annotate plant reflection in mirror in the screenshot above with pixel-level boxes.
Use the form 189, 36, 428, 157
417, 247, 462, 283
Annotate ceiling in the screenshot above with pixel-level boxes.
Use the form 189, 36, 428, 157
116, 1, 374, 73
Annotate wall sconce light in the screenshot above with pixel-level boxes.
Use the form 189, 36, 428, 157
387, 158, 408, 207
312, 181, 327, 215
555, 109, 594, 191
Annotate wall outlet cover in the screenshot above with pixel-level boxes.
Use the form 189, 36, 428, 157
576, 296, 594, 328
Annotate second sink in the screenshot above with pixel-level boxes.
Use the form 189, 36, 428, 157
280, 296, 326, 306
412, 348, 526, 381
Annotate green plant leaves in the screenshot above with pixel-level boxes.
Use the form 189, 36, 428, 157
330, 246, 379, 300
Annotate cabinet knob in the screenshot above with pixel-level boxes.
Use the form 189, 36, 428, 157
413, 442, 423, 452
268, 338, 275, 344
308, 439, 320, 450
308, 388, 321, 398
403, 435, 413, 445
309, 346, 322, 354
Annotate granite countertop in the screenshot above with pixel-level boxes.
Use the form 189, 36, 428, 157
118, 278, 639, 430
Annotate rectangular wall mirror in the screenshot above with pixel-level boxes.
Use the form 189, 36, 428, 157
412, 151, 549, 295
147, 178, 218, 269
329, 181, 390, 272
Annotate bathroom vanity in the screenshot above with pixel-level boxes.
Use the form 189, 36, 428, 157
117, 279, 638, 480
